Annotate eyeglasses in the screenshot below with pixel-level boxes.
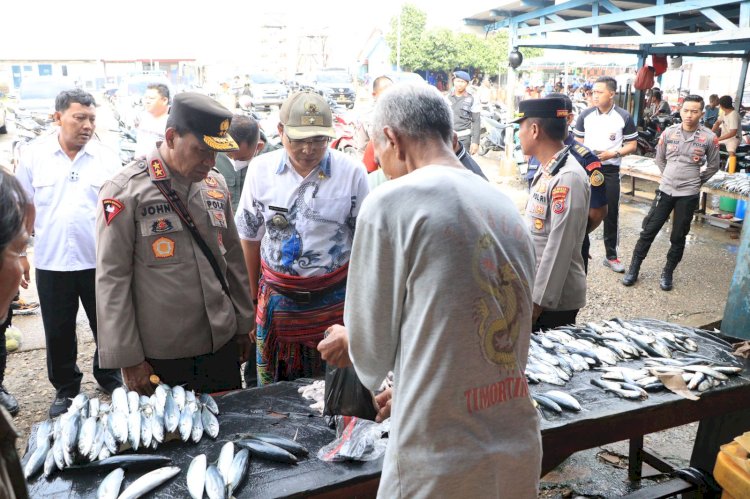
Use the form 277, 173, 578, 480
286, 134, 330, 150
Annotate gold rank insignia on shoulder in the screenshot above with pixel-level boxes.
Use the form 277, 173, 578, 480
590, 170, 604, 187
318, 171, 326, 179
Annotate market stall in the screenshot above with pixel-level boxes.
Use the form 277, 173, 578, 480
22, 320, 750, 498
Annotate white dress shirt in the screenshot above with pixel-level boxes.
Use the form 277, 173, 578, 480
16, 133, 120, 271
134, 111, 168, 159
235, 148, 369, 277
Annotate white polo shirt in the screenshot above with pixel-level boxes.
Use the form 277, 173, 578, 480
574, 104, 637, 167
235, 148, 369, 277
16, 133, 120, 271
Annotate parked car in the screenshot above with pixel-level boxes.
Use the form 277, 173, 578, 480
387, 71, 426, 84
10, 78, 77, 120
310, 70, 356, 109
246, 73, 289, 109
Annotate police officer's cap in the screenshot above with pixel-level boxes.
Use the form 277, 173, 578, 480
510, 97, 569, 124
453, 70, 471, 82
169, 92, 238, 151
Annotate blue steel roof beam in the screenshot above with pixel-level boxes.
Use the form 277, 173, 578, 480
485, 0, 597, 32
546, 14, 587, 35
648, 41, 750, 55
514, 0, 740, 36
593, 2, 600, 37
655, 0, 665, 35
599, 0, 653, 37
513, 43, 641, 54
521, 0, 551, 7
701, 7, 739, 30
742, 1, 749, 28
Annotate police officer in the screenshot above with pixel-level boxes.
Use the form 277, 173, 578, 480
95, 93, 255, 396
516, 98, 591, 329
447, 70, 481, 155
622, 95, 720, 290
542, 93, 608, 273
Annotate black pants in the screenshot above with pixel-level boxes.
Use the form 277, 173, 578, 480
632, 191, 699, 265
582, 233, 591, 274
602, 167, 621, 260
242, 342, 258, 388
458, 134, 472, 153
36, 269, 122, 398
533, 309, 579, 331
0, 307, 10, 386
147, 338, 242, 394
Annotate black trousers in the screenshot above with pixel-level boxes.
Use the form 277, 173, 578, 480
457, 134, 472, 152
533, 309, 579, 331
36, 269, 122, 398
632, 191, 699, 265
0, 307, 10, 386
242, 342, 258, 388
602, 167, 621, 260
582, 233, 591, 274
147, 338, 242, 394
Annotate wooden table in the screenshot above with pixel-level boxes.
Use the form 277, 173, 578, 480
25, 331, 750, 498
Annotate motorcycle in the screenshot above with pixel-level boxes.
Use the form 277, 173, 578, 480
636, 114, 676, 157
114, 118, 137, 165
330, 112, 358, 157
478, 115, 509, 156
11, 113, 53, 171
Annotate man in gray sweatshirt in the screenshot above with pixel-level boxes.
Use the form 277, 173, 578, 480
622, 94, 720, 290
343, 83, 542, 498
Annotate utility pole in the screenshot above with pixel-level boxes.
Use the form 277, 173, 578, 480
397, 8, 402, 72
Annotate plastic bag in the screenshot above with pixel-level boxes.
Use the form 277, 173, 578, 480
324, 364, 378, 420
317, 416, 388, 462
634, 66, 655, 91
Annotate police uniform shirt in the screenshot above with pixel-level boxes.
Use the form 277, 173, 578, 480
447, 92, 481, 142
656, 124, 720, 197
235, 148, 370, 277
95, 151, 255, 369
574, 105, 638, 167
525, 152, 590, 311
16, 132, 120, 271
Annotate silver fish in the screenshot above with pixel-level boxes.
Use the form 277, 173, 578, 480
127, 391, 140, 415
88, 420, 106, 462
104, 420, 119, 454
687, 371, 705, 390
151, 394, 163, 418
217, 441, 234, 484
62, 412, 81, 453
191, 408, 204, 443
111, 387, 129, 414
227, 448, 249, 495
139, 395, 150, 408
205, 464, 227, 499
164, 391, 180, 433
71, 393, 89, 413
682, 365, 729, 381
43, 447, 57, 478
97, 467, 124, 499
52, 437, 65, 471
186, 390, 196, 405
543, 390, 582, 411
90, 397, 101, 419
63, 445, 75, 468
155, 384, 169, 411
187, 454, 207, 499
109, 410, 129, 444
128, 411, 141, 451
201, 404, 219, 439
151, 413, 165, 444
117, 465, 181, 499
200, 393, 219, 416
591, 378, 644, 399
36, 419, 53, 445
53, 417, 63, 442
172, 385, 186, 411
24, 436, 50, 479
78, 416, 98, 458
179, 405, 193, 442
98, 447, 112, 462
140, 412, 153, 449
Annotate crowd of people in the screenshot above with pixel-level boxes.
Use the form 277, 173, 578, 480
0, 66, 735, 496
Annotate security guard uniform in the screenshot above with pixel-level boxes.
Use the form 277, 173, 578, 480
624, 123, 720, 289
95, 93, 255, 393
447, 71, 481, 151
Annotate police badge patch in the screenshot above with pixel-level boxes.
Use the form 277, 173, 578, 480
150, 218, 174, 234
551, 186, 570, 214
152, 237, 175, 259
590, 170, 604, 187
102, 199, 124, 226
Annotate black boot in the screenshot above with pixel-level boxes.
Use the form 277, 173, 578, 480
0, 385, 19, 416
622, 257, 643, 286
660, 265, 675, 291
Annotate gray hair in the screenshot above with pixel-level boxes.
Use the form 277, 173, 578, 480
371, 83, 453, 146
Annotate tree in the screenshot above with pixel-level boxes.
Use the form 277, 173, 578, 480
385, 4, 427, 71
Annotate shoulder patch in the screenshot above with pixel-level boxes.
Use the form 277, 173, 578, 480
590, 170, 604, 187
102, 199, 124, 226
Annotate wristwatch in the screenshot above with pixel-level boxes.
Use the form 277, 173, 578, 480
615, 151, 622, 159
